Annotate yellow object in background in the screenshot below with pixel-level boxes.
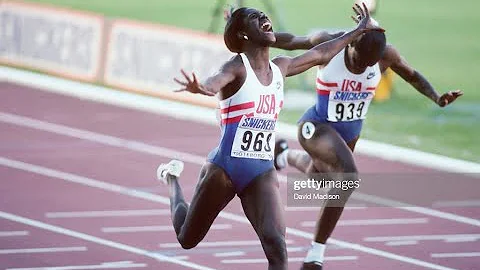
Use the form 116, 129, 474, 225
374, 68, 394, 102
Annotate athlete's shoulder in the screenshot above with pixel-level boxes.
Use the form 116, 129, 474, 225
270, 55, 290, 77
271, 55, 288, 65
222, 54, 245, 75
379, 44, 401, 70
216, 54, 248, 100
381, 44, 401, 63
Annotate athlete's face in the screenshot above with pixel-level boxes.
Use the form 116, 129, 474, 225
350, 35, 383, 70
351, 47, 381, 69
241, 8, 275, 46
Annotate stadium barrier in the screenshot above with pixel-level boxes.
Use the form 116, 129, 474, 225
0, 0, 105, 82
103, 20, 233, 108
0, 1, 233, 108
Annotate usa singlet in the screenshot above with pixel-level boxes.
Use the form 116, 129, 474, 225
208, 53, 284, 193
299, 48, 381, 142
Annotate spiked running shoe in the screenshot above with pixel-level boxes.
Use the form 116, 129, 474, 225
156, 160, 184, 184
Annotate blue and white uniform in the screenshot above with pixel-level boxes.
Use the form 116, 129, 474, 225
208, 53, 284, 193
299, 48, 381, 143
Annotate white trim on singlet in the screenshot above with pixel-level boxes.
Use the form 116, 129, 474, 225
218, 53, 284, 125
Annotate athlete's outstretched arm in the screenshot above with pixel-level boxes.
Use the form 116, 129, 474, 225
273, 9, 382, 51
272, 31, 345, 51
273, 3, 383, 77
174, 58, 238, 96
382, 45, 463, 107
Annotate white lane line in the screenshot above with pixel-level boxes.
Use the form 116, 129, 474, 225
0, 211, 214, 270
167, 256, 189, 260
102, 226, 175, 233
284, 225, 461, 270
0, 231, 29, 237
350, 192, 480, 227
285, 207, 322, 212
431, 252, 480, 258
285, 205, 366, 211
364, 234, 480, 243
0, 112, 204, 165
3, 66, 479, 173
0, 157, 458, 270
0, 246, 87, 254
385, 241, 419, 246
160, 240, 294, 248
6, 261, 147, 270
444, 237, 479, 243
213, 251, 245, 257
102, 224, 231, 233
222, 256, 358, 264
301, 218, 429, 227
287, 247, 308, 252
2, 111, 479, 229
46, 209, 170, 218
433, 200, 480, 208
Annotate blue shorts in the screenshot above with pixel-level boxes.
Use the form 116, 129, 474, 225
298, 105, 363, 143
207, 123, 274, 194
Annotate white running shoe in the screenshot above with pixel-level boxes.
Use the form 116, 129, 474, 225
156, 160, 184, 184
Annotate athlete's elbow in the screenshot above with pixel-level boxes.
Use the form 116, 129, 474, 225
315, 54, 332, 66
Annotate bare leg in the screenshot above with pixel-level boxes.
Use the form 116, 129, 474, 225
275, 139, 332, 173
285, 131, 358, 173
296, 122, 358, 269
287, 149, 333, 174
239, 169, 288, 270
163, 162, 236, 249
298, 123, 358, 243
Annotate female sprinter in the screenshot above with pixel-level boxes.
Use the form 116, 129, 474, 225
157, 4, 382, 269
271, 6, 462, 270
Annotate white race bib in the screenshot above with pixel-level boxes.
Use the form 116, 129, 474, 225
327, 91, 374, 122
231, 116, 276, 160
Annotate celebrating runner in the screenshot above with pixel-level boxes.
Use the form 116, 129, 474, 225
157, 4, 382, 270
272, 6, 463, 270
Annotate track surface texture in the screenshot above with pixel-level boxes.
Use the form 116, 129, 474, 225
0, 82, 479, 270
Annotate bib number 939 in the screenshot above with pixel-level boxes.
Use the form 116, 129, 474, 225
335, 101, 365, 121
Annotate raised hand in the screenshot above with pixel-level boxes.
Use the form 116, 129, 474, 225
173, 69, 216, 96
351, 2, 384, 33
224, 5, 235, 21
437, 90, 463, 107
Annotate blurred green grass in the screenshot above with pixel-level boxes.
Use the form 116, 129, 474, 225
27, 0, 479, 162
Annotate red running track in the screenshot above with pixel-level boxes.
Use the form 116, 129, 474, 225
0, 82, 479, 270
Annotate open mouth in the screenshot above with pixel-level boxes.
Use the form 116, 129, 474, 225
261, 21, 273, 32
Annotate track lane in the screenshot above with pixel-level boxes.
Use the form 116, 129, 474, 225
1, 82, 479, 270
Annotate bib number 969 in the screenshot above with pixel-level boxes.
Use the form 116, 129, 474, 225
241, 131, 272, 152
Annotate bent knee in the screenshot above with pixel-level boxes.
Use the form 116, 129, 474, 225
177, 235, 199, 250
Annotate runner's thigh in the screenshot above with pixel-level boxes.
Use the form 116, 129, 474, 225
179, 162, 236, 246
